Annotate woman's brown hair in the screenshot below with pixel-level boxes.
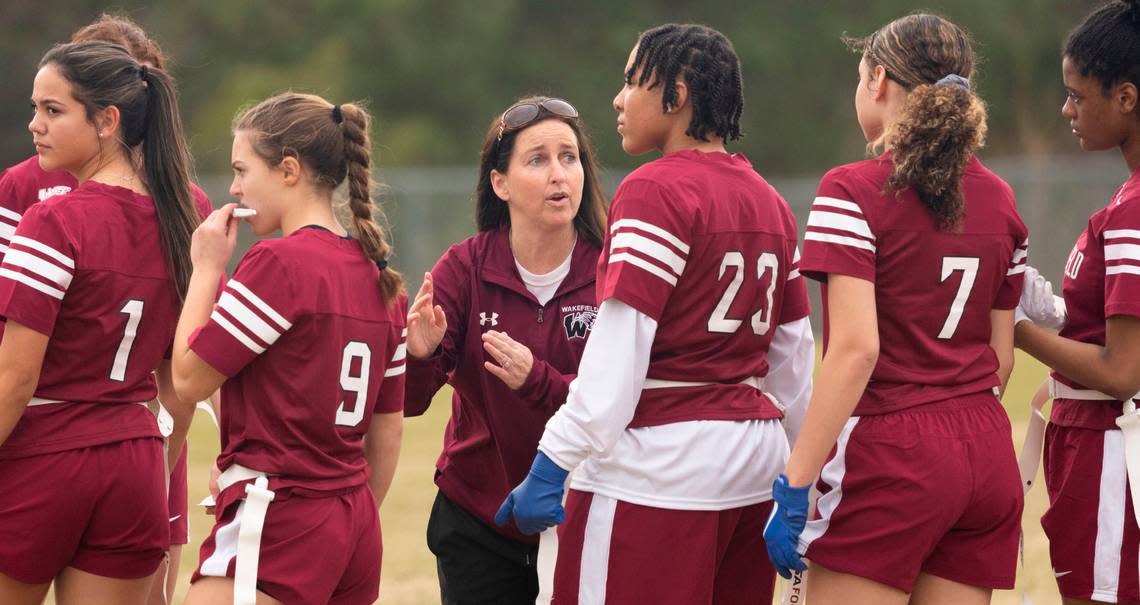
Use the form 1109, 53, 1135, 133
70, 13, 168, 69
41, 41, 198, 299
234, 93, 403, 301
475, 96, 608, 248
849, 14, 988, 230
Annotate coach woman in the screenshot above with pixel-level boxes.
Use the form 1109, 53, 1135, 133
404, 96, 606, 604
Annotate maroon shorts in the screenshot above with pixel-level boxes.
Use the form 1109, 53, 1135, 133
552, 490, 775, 604
0, 437, 168, 583
168, 443, 189, 546
800, 393, 1023, 592
1043, 423, 1140, 603
192, 482, 381, 605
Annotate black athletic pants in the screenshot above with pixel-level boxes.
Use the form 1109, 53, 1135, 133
427, 490, 540, 605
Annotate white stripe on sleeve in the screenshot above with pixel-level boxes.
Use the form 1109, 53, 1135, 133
391, 343, 407, 363
227, 280, 292, 331
811, 197, 864, 215
2, 249, 73, 290
0, 222, 15, 243
9, 235, 73, 268
0, 267, 65, 299
804, 231, 876, 253
1105, 243, 1140, 262
607, 252, 679, 286
216, 292, 284, 347
0, 207, 21, 223
1105, 229, 1140, 241
806, 209, 874, 239
609, 219, 690, 254
210, 310, 267, 354
610, 232, 687, 276
384, 363, 406, 377
1106, 265, 1140, 276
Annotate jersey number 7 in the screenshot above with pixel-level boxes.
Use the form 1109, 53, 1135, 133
708, 251, 779, 336
938, 256, 979, 340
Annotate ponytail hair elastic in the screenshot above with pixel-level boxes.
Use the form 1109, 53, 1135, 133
332, 104, 343, 124
377, 258, 388, 270
934, 74, 970, 90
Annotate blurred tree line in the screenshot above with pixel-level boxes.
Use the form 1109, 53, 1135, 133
1, 0, 1095, 176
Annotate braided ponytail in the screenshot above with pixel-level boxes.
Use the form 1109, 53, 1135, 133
338, 103, 403, 301
235, 93, 404, 303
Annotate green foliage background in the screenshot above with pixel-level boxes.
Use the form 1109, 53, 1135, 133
0, 0, 1094, 175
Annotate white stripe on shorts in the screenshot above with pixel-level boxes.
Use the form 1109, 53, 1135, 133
798, 417, 859, 553
200, 500, 244, 577
1093, 430, 1127, 603
579, 493, 618, 605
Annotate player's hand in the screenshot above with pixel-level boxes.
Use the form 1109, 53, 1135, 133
191, 203, 240, 274
494, 451, 569, 535
206, 462, 222, 515
1017, 266, 1066, 330
764, 474, 811, 579
482, 330, 534, 390
406, 272, 447, 359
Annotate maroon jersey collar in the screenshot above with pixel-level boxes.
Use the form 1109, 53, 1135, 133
478, 227, 597, 303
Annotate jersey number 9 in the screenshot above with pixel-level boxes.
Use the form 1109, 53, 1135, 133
335, 341, 372, 427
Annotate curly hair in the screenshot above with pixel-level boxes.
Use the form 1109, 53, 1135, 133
627, 23, 744, 142
1065, 0, 1140, 92
849, 14, 987, 230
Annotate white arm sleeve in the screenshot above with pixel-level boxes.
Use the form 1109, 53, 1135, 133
538, 298, 657, 471
764, 316, 815, 447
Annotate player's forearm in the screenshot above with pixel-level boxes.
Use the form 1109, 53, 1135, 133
366, 412, 403, 506
0, 373, 36, 447
1016, 321, 1139, 401
538, 299, 654, 470
782, 344, 877, 487
172, 267, 225, 400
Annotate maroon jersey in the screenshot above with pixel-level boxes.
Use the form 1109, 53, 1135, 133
597, 150, 810, 428
0, 182, 201, 459
800, 155, 1027, 415
1051, 169, 1140, 429
189, 227, 407, 493
0, 157, 76, 258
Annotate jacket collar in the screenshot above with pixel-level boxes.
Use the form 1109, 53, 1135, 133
478, 227, 599, 304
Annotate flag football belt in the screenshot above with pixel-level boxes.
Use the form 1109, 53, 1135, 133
642, 375, 764, 390
217, 464, 278, 605
1048, 378, 1140, 553
28, 397, 151, 408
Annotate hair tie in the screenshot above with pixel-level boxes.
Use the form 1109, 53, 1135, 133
139, 64, 149, 82
376, 258, 388, 270
332, 104, 343, 124
934, 74, 969, 91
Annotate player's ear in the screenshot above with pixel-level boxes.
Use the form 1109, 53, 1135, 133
1116, 80, 1138, 115
278, 156, 302, 186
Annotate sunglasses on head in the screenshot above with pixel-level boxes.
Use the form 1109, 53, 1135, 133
497, 98, 578, 141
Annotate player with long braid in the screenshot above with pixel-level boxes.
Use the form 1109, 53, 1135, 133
172, 93, 405, 605
497, 23, 814, 603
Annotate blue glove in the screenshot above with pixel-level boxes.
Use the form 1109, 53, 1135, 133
764, 474, 811, 579
494, 451, 570, 535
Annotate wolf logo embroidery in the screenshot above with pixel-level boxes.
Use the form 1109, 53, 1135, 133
562, 305, 597, 339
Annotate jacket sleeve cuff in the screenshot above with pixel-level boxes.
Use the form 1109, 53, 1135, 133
404, 348, 445, 417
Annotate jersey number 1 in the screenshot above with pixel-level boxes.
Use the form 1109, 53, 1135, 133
109, 300, 144, 382
938, 257, 979, 339
708, 251, 779, 336
335, 341, 372, 427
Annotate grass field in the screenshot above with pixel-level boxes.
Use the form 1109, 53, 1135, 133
43, 350, 1066, 604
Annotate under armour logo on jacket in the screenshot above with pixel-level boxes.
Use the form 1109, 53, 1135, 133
480, 312, 499, 326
